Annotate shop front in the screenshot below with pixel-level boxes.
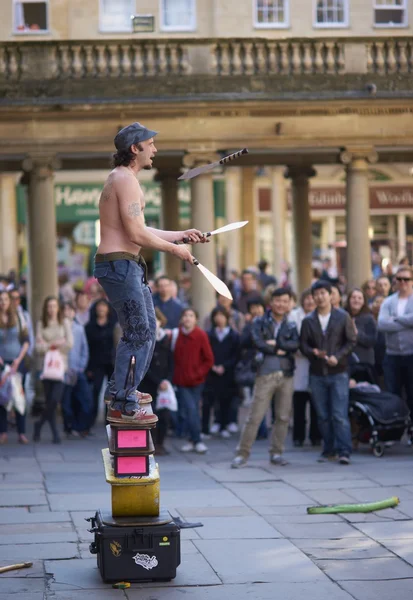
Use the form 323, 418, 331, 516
16, 179, 226, 285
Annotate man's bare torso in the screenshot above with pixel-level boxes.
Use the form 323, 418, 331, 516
97, 168, 144, 255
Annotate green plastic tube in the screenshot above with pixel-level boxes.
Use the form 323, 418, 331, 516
307, 496, 399, 514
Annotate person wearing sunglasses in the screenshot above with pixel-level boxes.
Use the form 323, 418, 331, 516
378, 266, 413, 415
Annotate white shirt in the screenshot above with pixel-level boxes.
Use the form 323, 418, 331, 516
397, 297, 408, 317
318, 312, 331, 334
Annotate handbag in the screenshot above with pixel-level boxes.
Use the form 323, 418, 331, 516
41, 349, 65, 381
10, 372, 25, 415
155, 381, 178, 412
0, 366, 12, 408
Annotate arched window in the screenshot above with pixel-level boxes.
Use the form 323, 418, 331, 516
315, 0, 348, 26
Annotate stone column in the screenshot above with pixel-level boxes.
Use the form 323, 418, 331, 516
397, 213, 407, 260
0, 174, 19, 275
184, 152, 217, 323
270, 166, 287, 283
224, 167, 242, 274
241, 167, 257, 269
341, 147, 378, 289
155, 168, 181, 282
23, 154, 59, 324
284, 166, 316, 294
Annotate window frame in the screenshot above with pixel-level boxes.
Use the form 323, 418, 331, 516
313, 0, 349, 28
99, 0, 135, 34
253, 0, 290, 29
373, 0, 408, 28
160, 0, 197, 32
13, 0, 50, 35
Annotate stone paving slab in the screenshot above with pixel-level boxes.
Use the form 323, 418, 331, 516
224, 482, 313, 507
341, 579, 413, 600
0, 531, 78, 545
395, 500, 413, 518
353, 520, 413, 540
291, 538, 393, 560
315, 557, 413, 580
195, 515, 282, 539
0, 593, 44, 600
343, 486, 413, 502
125, 581, 354, 600
161, 488, 245, 508
0, 482, 45, 490
0, 490, 48, 507
263, 513, 343, 524
174, 506, 255, 518
48, 493, 110, 511
0, 576, 45, 594
304, 489, 359, 504
47, 592, 127, 600
342, 509, 408, 522
202, 464, 283, 483
193, 538, 326, 583
0, 542, 79, 560
379, 539, 413, 565
273, 522, 361, 540
0, 510, 71, 524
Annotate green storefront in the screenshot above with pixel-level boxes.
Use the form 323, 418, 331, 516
17, 180, 226, 281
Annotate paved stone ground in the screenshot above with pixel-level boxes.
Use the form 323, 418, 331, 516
1, 421, 413, 600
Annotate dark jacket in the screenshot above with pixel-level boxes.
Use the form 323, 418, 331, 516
140, 333, 173, 400
300, 308, 356, 376
251, 310, 299, 377
85, 319, 116, 370
205, 328, 240, 393
351, 312, 377, 366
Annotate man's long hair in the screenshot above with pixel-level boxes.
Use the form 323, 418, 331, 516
111, 149, 136, 168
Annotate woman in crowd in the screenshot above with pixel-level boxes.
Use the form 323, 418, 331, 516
371, 294, 386, 387
203, 307, 240, 439
362, 279, 377, 307
330, 285, 342, 310
172, 308, 214, 454
0, 291, 30, 444
203, 293, 245, 334
345, 288, 377, 382
85, 299, 116, 428
289, 289, 321, 447
34, 296, 73, 443
140, 308, 173, 455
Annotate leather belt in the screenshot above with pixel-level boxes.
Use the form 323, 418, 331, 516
95, 252, 148, 284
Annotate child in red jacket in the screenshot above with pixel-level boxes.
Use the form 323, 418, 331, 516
173, 308, 214, 453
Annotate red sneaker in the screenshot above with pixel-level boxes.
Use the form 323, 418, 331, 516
135, 391, 152, 404
107, 405, 158, 425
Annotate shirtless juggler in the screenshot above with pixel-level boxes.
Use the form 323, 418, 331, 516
94, 122, 205, 424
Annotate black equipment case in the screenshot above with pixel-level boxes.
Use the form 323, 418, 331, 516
87, 509, 181, 583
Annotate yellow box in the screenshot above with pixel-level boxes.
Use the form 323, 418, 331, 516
102, 449, 160, 518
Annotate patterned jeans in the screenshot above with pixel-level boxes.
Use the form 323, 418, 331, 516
93, 258, 156, 409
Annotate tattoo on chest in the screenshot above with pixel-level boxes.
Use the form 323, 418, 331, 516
128, 203, 142, 217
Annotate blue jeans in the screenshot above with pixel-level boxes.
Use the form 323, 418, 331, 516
94, 258, 156, 409
309, 372, 352, 456
383, 353, 413, 414
176, 385, 203, 444
62, 372, 92, 433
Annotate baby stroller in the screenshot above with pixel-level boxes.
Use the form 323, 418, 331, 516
349, 384, 412, 457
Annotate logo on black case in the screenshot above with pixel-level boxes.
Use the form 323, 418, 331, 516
132, 552, 158, 570
110, 541, 122, 557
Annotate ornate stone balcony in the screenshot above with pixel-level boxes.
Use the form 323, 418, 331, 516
0, 37, 412, 103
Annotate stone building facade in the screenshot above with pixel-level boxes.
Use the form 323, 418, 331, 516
1, 0, 413, 320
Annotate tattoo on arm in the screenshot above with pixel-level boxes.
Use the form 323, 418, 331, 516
127, 203, 142, 218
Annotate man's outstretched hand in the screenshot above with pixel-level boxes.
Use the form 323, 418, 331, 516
177, 229, 209, 244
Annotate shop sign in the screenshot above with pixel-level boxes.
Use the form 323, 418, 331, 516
259, 187, 413, 211
16, 182, 191, 223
